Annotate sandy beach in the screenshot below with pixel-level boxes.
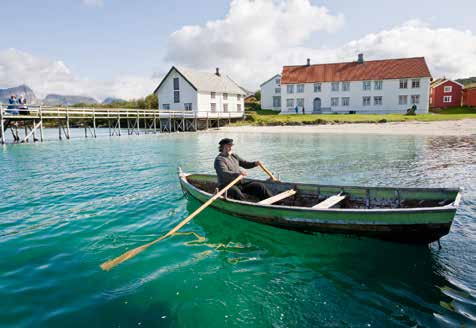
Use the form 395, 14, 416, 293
217, 119, 476, 136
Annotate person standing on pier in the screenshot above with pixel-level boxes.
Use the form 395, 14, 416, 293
214, 138, 273, 201
6, 95, 19, 115
18, 95, 29, 115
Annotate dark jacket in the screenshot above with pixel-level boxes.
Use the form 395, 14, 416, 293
214, 153, 257, 187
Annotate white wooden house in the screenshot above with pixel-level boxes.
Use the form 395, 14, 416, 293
153, 66, 246, 117
260, 74, 281, 111
280, 55, 432, 114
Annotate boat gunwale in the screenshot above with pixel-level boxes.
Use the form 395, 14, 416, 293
179, 172, 461, 214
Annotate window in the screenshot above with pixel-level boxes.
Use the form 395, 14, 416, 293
443, 96, 452, 103
374, 96, 382, 106
184, 103, 192, 111
237, 94, 241, 101
287, 85, 294, 93
398, 95, 408, 105
223, 93, 228, 100
286, 98, 294, 107
331, 97, 339, 107
399, 79, 408, 89
314, 83, 321, 92
297, 98, 304, 107
273, 96, 281, 107
174, 90, 180, 103
444, 86, 453, 93
374, 80, 383, 90
342, 82, 350, 91
223, 104, 228, 112
411, 79, 420, 88
411, 95, 420, 104
275, 88, 281, 94
162, 104, 170, 110
342, 97, 350, 106
331, 82, 339, 91
237, 104, 242, 112
211, 92, 216, 99
210, 103, 216, 112
276, 78, 281, 85
363, 96, 371, 106
173, 77, 179, 90
297, 84, 304, 93
363, 81, 371, 90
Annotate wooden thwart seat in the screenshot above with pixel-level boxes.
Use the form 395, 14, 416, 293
258, 189, 296, 205
312, 193, 346, 209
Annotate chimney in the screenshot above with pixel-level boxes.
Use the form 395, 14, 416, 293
306, 58, 310, 66
215, 67, 220, 76
357, 53, 364, 64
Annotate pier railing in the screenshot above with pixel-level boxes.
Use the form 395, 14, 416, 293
0, 104, 244, 144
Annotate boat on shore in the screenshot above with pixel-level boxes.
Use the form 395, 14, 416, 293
179, 170, 462, 244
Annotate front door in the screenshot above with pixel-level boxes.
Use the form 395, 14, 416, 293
313, 98, 321, 113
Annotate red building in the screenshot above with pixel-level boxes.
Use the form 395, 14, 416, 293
462, 84, 476, 107
429, 79, 463, 108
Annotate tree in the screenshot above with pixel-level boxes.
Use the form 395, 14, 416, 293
254, 90, 261, 101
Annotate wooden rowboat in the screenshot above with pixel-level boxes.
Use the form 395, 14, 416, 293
178, 170, 462, 244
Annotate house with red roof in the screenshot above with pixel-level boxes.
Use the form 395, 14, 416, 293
429, 78, 463, 108
279, 54, 432, 114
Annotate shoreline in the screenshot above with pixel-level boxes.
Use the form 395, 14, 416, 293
217, 119, 476, 136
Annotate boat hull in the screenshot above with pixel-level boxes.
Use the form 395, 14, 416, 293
179, 173, 459, 244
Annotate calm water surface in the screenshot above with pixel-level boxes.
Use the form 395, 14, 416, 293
1, 129, 475, 327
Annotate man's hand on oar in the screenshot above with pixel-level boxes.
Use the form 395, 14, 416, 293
257, 161, 279, 182
100, 174, 244, 271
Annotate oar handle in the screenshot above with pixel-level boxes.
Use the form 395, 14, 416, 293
258, 162, 278, 181
100, 174, 244, 271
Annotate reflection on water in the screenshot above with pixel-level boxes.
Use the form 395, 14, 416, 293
0, 130, 474, 327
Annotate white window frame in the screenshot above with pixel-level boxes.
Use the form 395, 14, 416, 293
443, 95, 452, 103
363, 96, 371, 106
342, 82, 350, 91
210, 103, 216, 112
275, 88, 281, 94
297, 84, 304, 93
398, 95, 408, 105
399, 79, 408, 89
287, 85, 294, 94
174, 90, 180, 103
411, 95, 420, 105
374, 80, 383, 90
314, 83, 321, 92
374, 96, 382, 106
211, 92, 216, 99
444, 86, 453, 93
237, 104, 242, 112
411, 79, 420, 88
223, 93, 228, 100
237, 94, 241, 101
331, 97, 339, 107
286, 98, 294, 107
276, 78, 281, 85
184, 103, 192, 111
296, 98, 304, 107
363, 81, 371, 91
342, 97, 350, 106
331, 82, 339, 92
162, 104, 170, 110
223, 103, 228, 112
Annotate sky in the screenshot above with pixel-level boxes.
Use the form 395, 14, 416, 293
1, 0, 476, 100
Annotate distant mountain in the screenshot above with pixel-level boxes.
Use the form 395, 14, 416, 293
102, 97, 126, 104
0, 84, 38, 105
456, 77, 476, 86
43, 94, 98, 106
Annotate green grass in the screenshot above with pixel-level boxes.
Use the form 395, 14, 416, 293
239, 107, 476, 126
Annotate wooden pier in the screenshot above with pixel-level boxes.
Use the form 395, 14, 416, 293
0, 105, 244, 144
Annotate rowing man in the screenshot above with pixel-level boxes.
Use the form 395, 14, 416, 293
214, 138, 273, 201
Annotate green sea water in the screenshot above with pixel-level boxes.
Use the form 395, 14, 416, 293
1, 130, 475, 327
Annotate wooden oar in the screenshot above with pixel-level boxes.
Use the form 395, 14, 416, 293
258, 162, 279, 181
100, 174, 244, 271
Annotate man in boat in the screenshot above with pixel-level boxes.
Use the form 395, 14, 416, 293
214, 138, 273, 201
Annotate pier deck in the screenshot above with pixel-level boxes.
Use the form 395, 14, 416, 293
0, 105, 243, 144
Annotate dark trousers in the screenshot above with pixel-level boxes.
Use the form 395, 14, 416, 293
225, 181, 273, 201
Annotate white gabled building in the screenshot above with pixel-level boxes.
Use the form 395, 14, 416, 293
280, 55, 432, 114
260, 74, 281, 111
153, 66, 246, 117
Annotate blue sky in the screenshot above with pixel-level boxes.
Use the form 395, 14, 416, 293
1, 0, 476, 100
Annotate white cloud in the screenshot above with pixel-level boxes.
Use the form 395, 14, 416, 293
81, 0, 104, 7
0, 49, 158, 101
165, 0, 476, 90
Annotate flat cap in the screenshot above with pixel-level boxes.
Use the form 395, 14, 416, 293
219, 138, 234, 146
